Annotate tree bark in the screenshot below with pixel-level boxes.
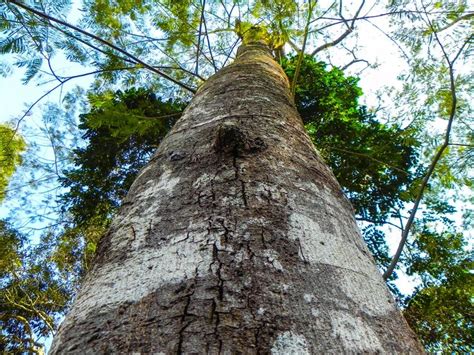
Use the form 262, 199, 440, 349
51, 42, 422, 354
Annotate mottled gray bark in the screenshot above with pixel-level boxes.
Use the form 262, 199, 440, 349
51, 42, 422, 354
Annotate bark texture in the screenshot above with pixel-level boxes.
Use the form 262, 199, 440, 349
51, 43, 422, 354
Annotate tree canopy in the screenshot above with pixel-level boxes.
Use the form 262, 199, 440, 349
0, 0, 472, 352
0, 124, 25, 202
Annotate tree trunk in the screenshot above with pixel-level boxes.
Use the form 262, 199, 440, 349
51, 42, 422, 354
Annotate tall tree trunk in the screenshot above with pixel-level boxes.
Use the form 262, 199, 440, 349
51, 42, 422, 353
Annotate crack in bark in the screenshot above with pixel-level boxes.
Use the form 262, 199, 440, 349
212, 243, 225, 301
255, 326, 263, 353
260, 226, 267, 249
245, 240, 256, 261
231, 154, 249, 209
177, 269, 197, 354
210, 240, 225, 353
296, 237, 309, 264
240, 180, 248, 208
171, 231, 191, 245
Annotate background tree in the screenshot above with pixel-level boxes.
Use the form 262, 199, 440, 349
404, 227, 473, 351
0, 124, 26, 202
0, 221, 69, 353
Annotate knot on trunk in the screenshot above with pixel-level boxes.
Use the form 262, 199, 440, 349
213, 122, 267, 156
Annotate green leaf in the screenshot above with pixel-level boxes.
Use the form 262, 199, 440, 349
0, 125, 26, 202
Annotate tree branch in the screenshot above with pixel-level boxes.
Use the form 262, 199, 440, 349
382, 20, 470, 281
8, 66, 152, 142
434, 12, 474, 33
7, 0, 196, 93
202, 5, 218, 73
311, 0, 365, 56
325, 145, 409, 175
291, 0, 314, 97
195, 0, 206, 75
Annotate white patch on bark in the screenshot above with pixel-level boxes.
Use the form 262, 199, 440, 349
133, 162, 154, 181
337, 269, 395, 316
189, 114, 229, 129
287, 183, 394, 316
257, 307, 265, 315
192, 173, 211, 189
261, 249, 284, 272
62, 229, 212, 326
141, 169, 180, 198
105, 169, 181, 252
270, 258, 284, 272
233, 250, 245, 264
331, 311, 383, 352
288, 212, 369, 271
254, 183, 288, 206
303, 294, 313, 303
271, 331, 310, 355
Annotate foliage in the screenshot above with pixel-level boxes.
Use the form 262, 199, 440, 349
0, 125, 26, 202
404, 228, 473, 352
380, 0, 472, 309
235, 21, 288, 49
283, 56, 422, 276
386, 0, 473, 199
0, 220, 69, 353
56, 88, 185, 274
284, 56, 421, 224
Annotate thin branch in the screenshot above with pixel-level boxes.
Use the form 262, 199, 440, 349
195, 0, 206, 75
287, 38, 301, 52
326, 146, 410, 175
202, 5, 218, 73
341, 58, 370, 71
49, 22, 137, 65
221, 37, 241, 68
309, 0, 337, 25
435, 12, 474, 33
355, 217, 404, 230
448, 142, 474, 147
157, 0, 216, 71
318, 9, 468, 22
382, 20, 470, 281
291, 0, 314, 97
41, 121, 60, 177
133, 26, 206, 81
1, 314, 38, 352
362, 18, 411, 63
8, 0, 196, 93
7, 3, 64, 83
311, 0, 366, 56
339, 43, 370, 71
308, 10, 472, 37
8, 67, 144, 141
